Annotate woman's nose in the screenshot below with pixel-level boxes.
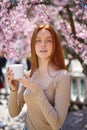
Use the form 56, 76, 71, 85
41, 41, 46, 46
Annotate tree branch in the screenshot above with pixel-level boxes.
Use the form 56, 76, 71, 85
66, 5, 76, 35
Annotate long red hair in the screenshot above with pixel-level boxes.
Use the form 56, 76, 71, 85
30, 24, 66, 77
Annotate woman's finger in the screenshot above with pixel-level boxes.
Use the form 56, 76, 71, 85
6, 68, 14, 82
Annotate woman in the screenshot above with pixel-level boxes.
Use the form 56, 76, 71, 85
6, 24, 71, 130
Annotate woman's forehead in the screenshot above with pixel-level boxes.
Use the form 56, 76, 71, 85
36, 29, 52, 37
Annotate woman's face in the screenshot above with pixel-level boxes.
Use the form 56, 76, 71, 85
35, 29, 53, 60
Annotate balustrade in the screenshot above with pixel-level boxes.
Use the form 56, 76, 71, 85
70, 72, 87, 105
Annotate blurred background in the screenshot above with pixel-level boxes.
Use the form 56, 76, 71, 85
0, 0, 87, 130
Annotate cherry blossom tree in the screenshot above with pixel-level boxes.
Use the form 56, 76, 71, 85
0, 0, 87, 75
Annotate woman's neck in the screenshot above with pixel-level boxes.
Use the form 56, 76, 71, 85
38, 59, 49, 74
38, 59, 57, 75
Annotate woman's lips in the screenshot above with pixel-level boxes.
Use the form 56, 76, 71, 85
40, 50, 48, 52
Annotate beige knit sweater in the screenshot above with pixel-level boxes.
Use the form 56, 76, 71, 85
8, 70, 71, 130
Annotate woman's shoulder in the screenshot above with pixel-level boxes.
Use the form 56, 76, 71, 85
55, 69, 70, 76
58, 69, 70, 76
54, 69, 70, 82
52, 69, 70, 89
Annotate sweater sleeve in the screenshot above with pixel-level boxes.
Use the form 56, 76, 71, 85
30, 70, 71, 130
8, 86, 25, 117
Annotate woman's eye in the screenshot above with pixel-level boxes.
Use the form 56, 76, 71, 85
35, 39, 41, 43
46, 40, 52, 43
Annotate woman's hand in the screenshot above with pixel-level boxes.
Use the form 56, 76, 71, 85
18, 73, 41, 95
6, 67, 19, 91
18, 73, 31, 88
18, 73, 37, 90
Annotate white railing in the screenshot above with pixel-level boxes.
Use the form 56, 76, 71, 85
70, 72, 87, 105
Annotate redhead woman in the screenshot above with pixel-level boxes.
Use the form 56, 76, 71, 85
6, 24, 71, 130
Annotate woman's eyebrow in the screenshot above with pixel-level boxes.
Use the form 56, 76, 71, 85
36, 36, 52, 39
46, 36, 52, 39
